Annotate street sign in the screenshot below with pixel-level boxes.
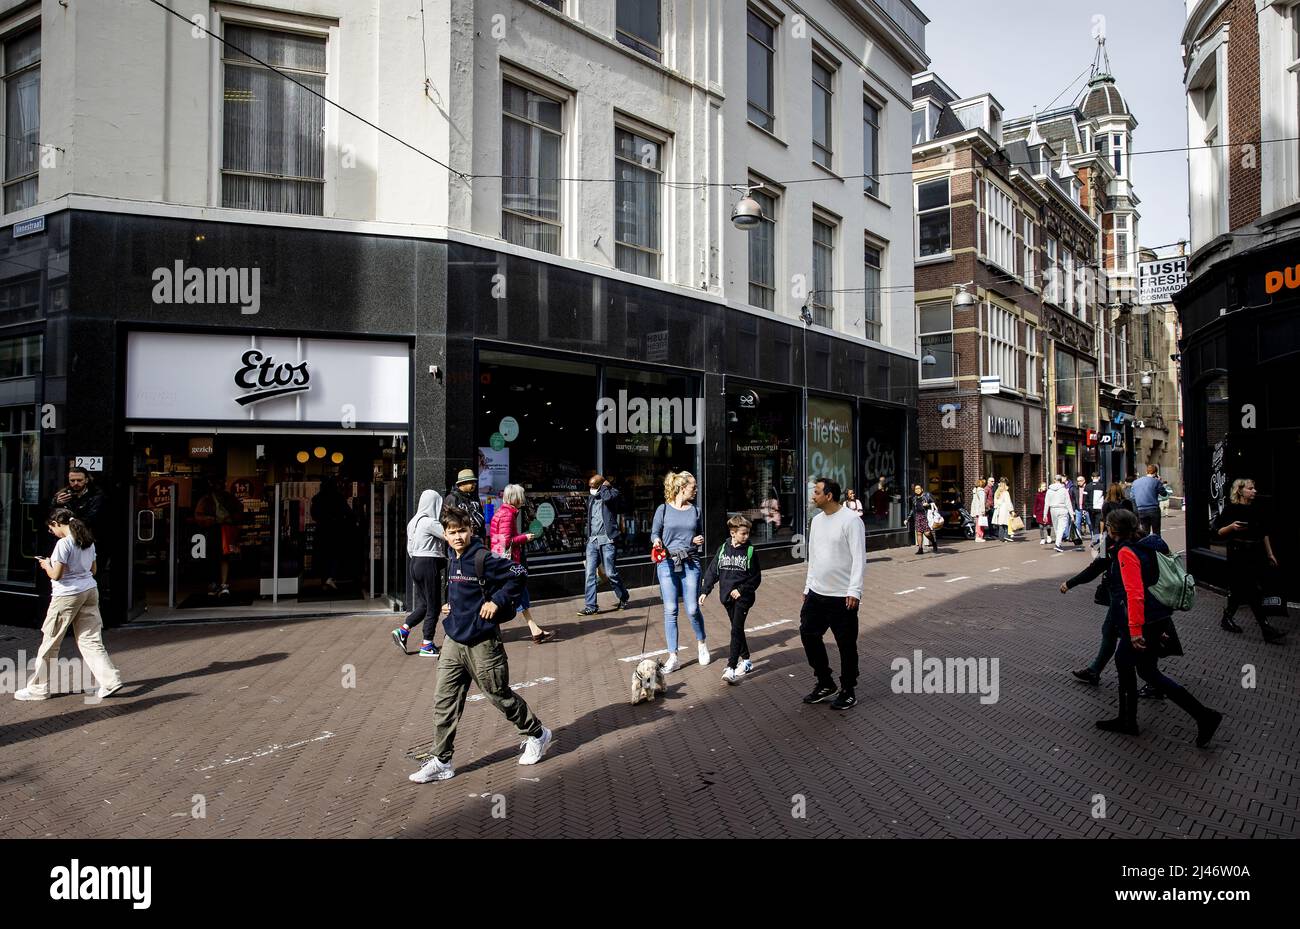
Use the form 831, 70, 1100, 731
1138, 256, 1188, 305
75, 456, 103, 471
979, 376, 1001, 395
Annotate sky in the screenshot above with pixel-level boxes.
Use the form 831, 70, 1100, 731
916, 0, 1190, 253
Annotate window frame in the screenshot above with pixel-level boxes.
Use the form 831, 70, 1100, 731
746, 8, 777, 133
918, 300, 955, 382
1022, 213, 1036, 289
811, 52, 836, 170
747, 182, 778, 311
1, 24, 39, 215
615, 0, 663, 63
983, 180, 1017, 277
862, 94, 881, 197
863, 238, 884, 342
915, 177, 952, 260
1044, 235, 1059, 305
1025, 325, 1040, 397
500, 75, 567, 256
613, 123, 665, 279
985, 301, 1019, 392
810, 213, 837, 328
1290, 4, 1300, 188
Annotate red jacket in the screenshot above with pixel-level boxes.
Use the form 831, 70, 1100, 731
489, 503, 530, 563
1033, 491, 1047, 524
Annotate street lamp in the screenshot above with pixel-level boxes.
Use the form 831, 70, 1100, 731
953, 284, 976, 308
1140, 370, 1153, 387
730, 185, 765, 229
921, 346, 961, 380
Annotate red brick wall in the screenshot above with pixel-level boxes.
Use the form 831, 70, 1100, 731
1196, 0, 1263, 228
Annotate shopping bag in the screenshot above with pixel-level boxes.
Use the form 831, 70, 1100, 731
977, 515, 989, 527
1007, 514, 1025, 534
926, 505, 944, 530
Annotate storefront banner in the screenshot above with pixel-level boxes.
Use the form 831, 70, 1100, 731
806, 397, 853, 502
477, 447, 509, 497
125, 332, 410, 425
982, 396, 1027, 455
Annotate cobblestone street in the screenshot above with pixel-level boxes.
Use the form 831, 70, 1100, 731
2, 514, 1296, 839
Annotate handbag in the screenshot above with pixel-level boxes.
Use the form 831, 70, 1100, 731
926, 504, 944, 530
1007, 513, 1025, 534
977, 515, 989, 527
1143, 617, 1184, 658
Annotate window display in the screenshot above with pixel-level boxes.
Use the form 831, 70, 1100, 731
806, 396, 853, 529
860, 407, 905, 531
726, 384, 799, 545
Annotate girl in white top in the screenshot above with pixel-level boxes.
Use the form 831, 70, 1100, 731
15, 508, 123, 701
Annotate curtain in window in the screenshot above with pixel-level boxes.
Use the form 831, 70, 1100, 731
748, 190, 775, 309
614, 129, 660, 278
3, 30, 40, 213
222, 26, 326, 216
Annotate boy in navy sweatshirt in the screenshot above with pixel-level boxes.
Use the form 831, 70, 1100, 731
409, 506, 552, 783
698, 514, 763, 685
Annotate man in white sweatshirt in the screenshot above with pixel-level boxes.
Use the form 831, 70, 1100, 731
1044, 475, 1074, 554
800, 477, 867, 711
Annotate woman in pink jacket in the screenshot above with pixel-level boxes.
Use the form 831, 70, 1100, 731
489, 483, 555, 644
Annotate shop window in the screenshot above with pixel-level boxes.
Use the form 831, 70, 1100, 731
221, 24, 326, 216
2, 27, 39, 214
602, 366, 701, 555
924, 451, 963, 512
1079, 359, 1097, 426
0, 405, 40, 587
859, 406, 905, 531
1055, 348, 1077, 428
726, 383, 799, 544
477, 350, 598, 561
806, 396, 853, 530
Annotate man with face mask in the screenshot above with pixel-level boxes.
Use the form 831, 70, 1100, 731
578, 474, 630, 616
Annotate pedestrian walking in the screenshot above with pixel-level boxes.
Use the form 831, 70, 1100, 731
1034, 482, 1051, 545
1086, 474, 1104, 549
652, 470, 707, 672
1213, 478, 1286, 643
392, 489, 447, 657
1045, 475, 1073, 553
577, 473, 630, 616
1071, 476, 1092, 544
445, 469, 486, 538
800, 477, 865, 711
698, 514, 763, 685
16, 509, 123, 701
490, 483, 554, 643
1130, 465, 1164, 536
408, 505, 551, 783
992, 479, 1015, 542
1095, 509, 1223, 747
971, 480, 989, 542
910, 484, 939, 553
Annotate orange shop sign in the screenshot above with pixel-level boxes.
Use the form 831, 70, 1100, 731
1264, 265, 1300, 295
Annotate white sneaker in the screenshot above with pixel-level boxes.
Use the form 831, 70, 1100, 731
722, 667, 738, 685
697, 643, 711, 667
13, 688, 48, 701
662, 653, 680, 673
518, 726, 553, 765
737, 659, 752, 676
96, 682, 123, 700
1040, 538, 1048, 545
409, 756, 455, 782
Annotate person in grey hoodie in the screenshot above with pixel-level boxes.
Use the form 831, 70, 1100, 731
392, 489, 447, 657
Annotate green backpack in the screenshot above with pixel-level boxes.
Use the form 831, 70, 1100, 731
1150, 549, 1196, 612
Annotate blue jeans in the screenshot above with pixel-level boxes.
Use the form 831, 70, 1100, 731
1089, 603, 1120, 675
584, 539, 629, 610
1074, 509, 1093, 538
656, 559, 705, 652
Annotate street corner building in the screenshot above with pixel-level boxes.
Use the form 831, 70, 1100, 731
1176, 0, 1300, 599
0, 0, 931, 624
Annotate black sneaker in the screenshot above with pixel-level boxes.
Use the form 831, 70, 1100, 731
1071, 667, 1100, 685
617, 598, 630, 611
576, 606, 599, 616
1138, 685, 1165, 700
831, 690, 857, 711
802, 684, 838, 705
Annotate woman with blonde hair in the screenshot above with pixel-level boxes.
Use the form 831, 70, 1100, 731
16, 509, 123, 701
992, 479, 1015, 542
1213, 478, 1285, 643
971, 479, 988, 542
489, 484, 554, 644
651, 470, 707, 672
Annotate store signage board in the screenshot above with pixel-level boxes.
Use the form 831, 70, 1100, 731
1138, 256, 1188, 305
645, 330, 670, 363
979, 376, 1001, 395
188, 439, 214, 458
1056, 405, 1075, 414
125, 332, 410, 424
74, 456, 103, 471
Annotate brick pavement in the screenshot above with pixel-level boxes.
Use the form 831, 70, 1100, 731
1, 512, 1297, 839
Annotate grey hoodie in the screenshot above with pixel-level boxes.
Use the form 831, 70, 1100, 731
407, 489, 446, 558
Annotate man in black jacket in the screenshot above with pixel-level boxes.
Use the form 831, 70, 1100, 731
578, 473, 629, 616
445, 468, 485, 538
50, 466, 105, 536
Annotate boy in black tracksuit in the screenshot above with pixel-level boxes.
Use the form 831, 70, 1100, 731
698, 514, 763, 684
408, 505, 552, 783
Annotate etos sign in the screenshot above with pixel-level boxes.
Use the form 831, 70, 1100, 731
234, 350, 311, 407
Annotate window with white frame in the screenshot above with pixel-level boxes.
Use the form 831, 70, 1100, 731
1197, 76, 1224, 237
221, 24, 326, 216
916, 178, 951, 258
2, 27, 38, 214
863, 242, 883, 341
502, 79, 564, 255
1112, 214, 1130, 273
1062, 247, 1075, 315
985, 182, 1016, 275
812, 56, 835, 169
747, 10, 776, 132
811, 216, 836, 326
1044, 235, 1059, 304
1112, 133, 1124, 177
863, 97, 881, 196
748, 185, 776, 310
986, 303, 1018, 391
614, 127, 662, 278
616, 0, 662, 62
1023, 214, 1036, 288
1025, 325, 1040, 395
918, 302, 953, 380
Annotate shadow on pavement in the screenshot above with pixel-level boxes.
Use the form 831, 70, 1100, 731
0, 692, 194, 749
123, 653, 290, 698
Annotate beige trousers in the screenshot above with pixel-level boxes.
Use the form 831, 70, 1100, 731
27, 587, 121, 696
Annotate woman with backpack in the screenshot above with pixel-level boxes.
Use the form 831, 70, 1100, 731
910, 484, 939, 554
16, 509, 123, 701
651, 470, 707, 673
1095, 509, 1222, 747
489, 484, 554, 644
1213, 478, 1285, 644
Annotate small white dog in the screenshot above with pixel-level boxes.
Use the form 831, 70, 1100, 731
630, 658, 666, 705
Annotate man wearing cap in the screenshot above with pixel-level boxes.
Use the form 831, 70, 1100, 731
446, 469, 486, 539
